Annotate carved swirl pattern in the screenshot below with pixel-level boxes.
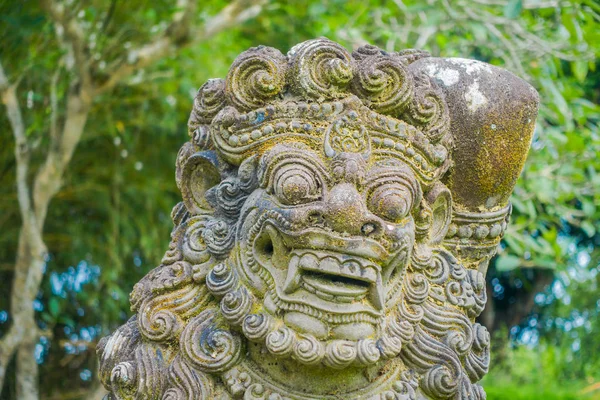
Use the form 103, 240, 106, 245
137, 267, 208, 342
323, 340, 357, 369
402, 70, 450, 143
221, 286, 253, 326
242, 313, 274, 342
181, 215, 212, 265
292, 334, 325, 365
180, 310, 243, 373
188, 78, 227, 132
162, 356, 213, 400
288, 37, 354, 100
206, 262, 239, 298
226, 46, 287, 111
356, 338, 381, 365
109, 343, 168, 399
265, 326, 295, 357
97, 317, 141, 390
352, 51, 413, 115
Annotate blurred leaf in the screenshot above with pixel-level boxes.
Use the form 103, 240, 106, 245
504, 0, 523, 19
496, 255, 522, 271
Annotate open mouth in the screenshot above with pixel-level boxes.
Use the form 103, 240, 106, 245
254, 223, 386, 312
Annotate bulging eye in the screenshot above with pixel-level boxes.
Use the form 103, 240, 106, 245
273, 165, 322, 205
368, 184, 413, 223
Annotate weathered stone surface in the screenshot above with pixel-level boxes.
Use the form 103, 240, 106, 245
97, 38, 538, 399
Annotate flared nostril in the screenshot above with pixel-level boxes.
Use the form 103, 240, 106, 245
361, 221, 382, 237
308, 210, 325, 226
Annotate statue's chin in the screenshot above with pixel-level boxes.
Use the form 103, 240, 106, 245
282, 310, 377, 340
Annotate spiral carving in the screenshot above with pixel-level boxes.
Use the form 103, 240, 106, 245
404, 273, 429, 304
242, 313, 273, 342
110, 361, 137, 398
206, 262, 238, 297
180, 310, 243, 373
352, 53, 413, 115
182, 215, 212, 265
226, 46, 287, 111
109, 344, 167, 399
464, 323, 490, 383
215, 177, 249, 220
323, 340, 356, 369
352, 44, 382, 61
221, 286, 253, 326
403, 71, 450, 142
422, 365, 460, 399
188, 78, 227, 132
412, 248, 451, 285
138, 284, 207, 342
292, 334, 324, 365
97, 317, 140, 386
163, 356, 212, 400
265, 326, 295, 357
288, 38, 353, 100
467, 270, 487, 318
387, 314, 415, 344
356, 339, 380, 365
203, 218, 236, 259
377, 334, 403, 359
398, 296, 425, 325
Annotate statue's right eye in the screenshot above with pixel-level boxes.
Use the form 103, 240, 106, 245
272, 165, 322, 205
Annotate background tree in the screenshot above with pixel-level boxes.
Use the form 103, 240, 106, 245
0, 1, 267, 398
0, 1, 598, 399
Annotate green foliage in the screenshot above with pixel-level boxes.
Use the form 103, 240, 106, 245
0, 0, 598, 398
483, 342, 599, 400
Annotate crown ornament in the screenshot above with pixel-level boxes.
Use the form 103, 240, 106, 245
189, 38, 451, 186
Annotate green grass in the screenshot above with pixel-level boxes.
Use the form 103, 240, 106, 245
481, 343, 600, 400
484, 381, 595, 400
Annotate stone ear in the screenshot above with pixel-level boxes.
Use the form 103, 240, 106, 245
178, 150, 221, 214
423, 182, 452, 245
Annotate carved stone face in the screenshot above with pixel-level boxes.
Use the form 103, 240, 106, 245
97, 38, 538, 400
238, 145, 422, 342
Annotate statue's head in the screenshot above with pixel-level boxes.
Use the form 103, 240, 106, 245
98, 38, 538, 399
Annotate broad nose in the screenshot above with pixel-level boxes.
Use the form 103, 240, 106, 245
323, 183, 382, 237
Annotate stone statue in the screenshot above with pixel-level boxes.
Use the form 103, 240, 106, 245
97, 38, 538, 399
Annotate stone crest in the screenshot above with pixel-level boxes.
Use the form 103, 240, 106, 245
97, 38, 539, 399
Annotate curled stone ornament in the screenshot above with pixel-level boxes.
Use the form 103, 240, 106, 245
352, 51, 414, 115
226, 46, 287, 111
180, 310, 243, 373
188, 78, 227, 133
288, 37, 354, 100
242, 313, 273, 342
98, 38, 539, 400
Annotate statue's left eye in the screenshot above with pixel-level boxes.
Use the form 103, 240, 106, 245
368, 183, 413, 223
273, 165, 322, 205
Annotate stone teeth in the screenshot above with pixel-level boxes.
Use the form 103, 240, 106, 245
298, 253, 319, 271
283, 255, 301, 294
314, 289, 334, 301
344, 260, 359, 274
370, 274, 385, 311
319, 257, 339, 274
361, 267, 377, 283
294, 251, 378, 284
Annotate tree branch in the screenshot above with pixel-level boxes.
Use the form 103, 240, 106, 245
0, 59, 47, 398
40, 0, 92, 92
95, 0, 267, 94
